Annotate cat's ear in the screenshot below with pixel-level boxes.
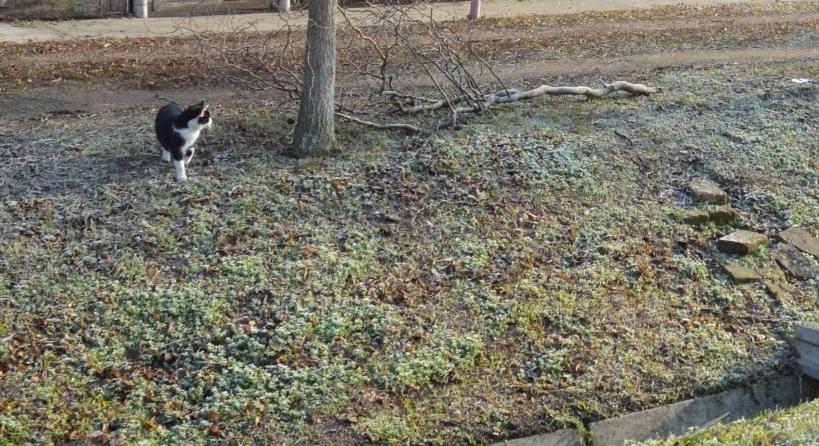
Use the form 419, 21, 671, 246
198, 100, 209, 116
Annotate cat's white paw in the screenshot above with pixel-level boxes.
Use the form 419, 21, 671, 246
162, 150, 171, 162
173, 159, 187, 182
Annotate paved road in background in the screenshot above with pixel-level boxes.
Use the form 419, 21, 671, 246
1, 0, 763, 43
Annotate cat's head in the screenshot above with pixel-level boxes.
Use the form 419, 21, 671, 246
179, 100, 213, 130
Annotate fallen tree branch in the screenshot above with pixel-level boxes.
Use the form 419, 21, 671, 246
381, 90, 441, 104
335, 111, 429, 134
346, 81, 662, 134
387, 81, 661, 116
384, 91, 469, 114
342, 82, 662, 133
491, 81, 661, 100
473, 81, 661, 111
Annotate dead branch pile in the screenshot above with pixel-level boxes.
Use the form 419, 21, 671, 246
195, 2, 662, 134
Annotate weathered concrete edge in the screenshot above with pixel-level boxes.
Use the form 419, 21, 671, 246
491, 374, 815, 446
589, 374, 808, 446
796, 321, 819, 380
491, 428, 583, 446
796, 321, 819, 347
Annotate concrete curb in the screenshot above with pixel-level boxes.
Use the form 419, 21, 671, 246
590, 375, 810, 445
492, 428, 583, 446
492, 374, 817, 446
796, 322, 819, 380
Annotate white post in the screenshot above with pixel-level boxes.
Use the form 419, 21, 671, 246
279, 0, 290, 12
134, 0, 148, 17
467, 0, 481, 20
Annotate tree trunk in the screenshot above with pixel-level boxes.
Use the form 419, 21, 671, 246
467, 0, 481, 20
278, 0, 290, 13
291, 0, 336, 157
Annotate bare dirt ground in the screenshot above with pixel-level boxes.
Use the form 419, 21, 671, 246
1, 2, 818, 445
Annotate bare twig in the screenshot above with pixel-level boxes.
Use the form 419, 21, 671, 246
335, 111, 429, 134
155, 95, 179, 105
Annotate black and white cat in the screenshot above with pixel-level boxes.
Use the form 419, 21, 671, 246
154, 100, 213, 181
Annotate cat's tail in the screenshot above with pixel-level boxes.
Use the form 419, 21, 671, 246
155, 94, 179, 105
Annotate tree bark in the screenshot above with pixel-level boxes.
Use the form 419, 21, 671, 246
291, 0, 336, 156
467, 0, 481, 20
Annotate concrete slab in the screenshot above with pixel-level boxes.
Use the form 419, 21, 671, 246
689, 178, 728, 204
772, 244, 819, 280
778, 226, 819, 258
0, 0, 777, 43
589, 375, 805, 446
796, 322, 819, 346
796, 322, 819, 380
492, 428, 583, 446
717, 230, 769, 255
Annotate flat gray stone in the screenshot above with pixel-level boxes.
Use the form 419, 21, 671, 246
778, 226, 819, 258
772, 244, 819, 280
708, 206, 739, 225
491, 429, 582, 446
763, 280, 794, 301
721, 262, 761, 283
717, 230, 768, 255
689, 179, 728, 204
589, 375, 803, 446
682, 207, 740, 227
683, 210, 709, 226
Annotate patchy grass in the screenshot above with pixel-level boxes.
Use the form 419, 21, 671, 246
635, 397, 819, 446
1, 60, 818, 445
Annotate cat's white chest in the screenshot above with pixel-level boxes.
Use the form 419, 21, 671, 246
176, 126, 202, 150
